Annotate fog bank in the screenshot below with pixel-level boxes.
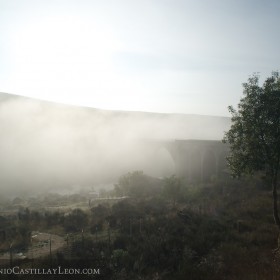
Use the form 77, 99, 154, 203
0, 92, 230, 196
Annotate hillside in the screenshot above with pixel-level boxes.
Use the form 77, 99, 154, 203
0, 92, 230, 195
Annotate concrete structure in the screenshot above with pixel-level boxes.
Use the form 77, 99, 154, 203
149, 139, 229, 182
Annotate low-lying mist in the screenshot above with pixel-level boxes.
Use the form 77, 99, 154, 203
0, 92, 230, 197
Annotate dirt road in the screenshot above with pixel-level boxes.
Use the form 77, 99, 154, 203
0, 232, 66, 262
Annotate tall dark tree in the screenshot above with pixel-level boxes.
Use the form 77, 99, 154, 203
223, 72, 280, 229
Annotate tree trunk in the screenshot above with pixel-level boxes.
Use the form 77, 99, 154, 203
272, 175, 280, 230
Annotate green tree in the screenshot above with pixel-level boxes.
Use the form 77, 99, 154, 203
223, 72, 280, 229
114, 171, 158, 198
64, 209, 88, 232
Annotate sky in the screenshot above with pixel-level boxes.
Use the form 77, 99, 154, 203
0, 0, 280, 116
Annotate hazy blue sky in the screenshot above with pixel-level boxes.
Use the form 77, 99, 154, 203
0, 0, 279, 116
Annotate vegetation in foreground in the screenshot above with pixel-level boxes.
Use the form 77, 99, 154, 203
224, 71, 280, 231
1, 171, 280, 279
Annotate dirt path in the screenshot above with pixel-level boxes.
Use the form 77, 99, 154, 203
26, 232, 66, 259
0, 232, 66, 261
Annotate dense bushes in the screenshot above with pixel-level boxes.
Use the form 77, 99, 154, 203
1, 173, 280, 279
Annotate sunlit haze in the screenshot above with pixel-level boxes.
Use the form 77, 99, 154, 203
0, 2, 279, 275
1, 0, 280, 115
